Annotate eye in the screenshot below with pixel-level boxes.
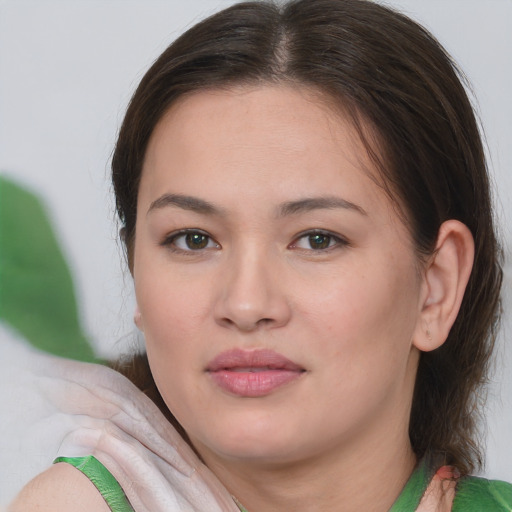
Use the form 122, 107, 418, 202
163, 230, 219, 252
291, 230, 347, 251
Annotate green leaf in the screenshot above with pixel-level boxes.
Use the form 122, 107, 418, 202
0, 175, 96, 362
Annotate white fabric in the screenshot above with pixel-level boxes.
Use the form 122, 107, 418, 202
32, 356, 240, 512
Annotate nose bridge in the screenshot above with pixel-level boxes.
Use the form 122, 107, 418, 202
215, 241, 290, 331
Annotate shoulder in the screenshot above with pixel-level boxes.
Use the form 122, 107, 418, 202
9, 462, 110, 512
453, 474, 512, 511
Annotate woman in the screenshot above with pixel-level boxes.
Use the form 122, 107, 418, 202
11, 0, 511, 510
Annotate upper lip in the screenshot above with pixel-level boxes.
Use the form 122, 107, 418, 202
206, 348, 304, 372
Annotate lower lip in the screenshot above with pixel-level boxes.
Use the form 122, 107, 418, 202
208, 369, 303, 397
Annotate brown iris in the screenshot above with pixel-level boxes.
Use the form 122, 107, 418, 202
185, 232, 209, 250
308, 234, 331, 250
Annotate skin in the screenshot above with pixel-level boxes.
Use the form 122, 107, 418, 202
132, 85, 472, 511
10, 463, 110, 512
11, 85, 474, 511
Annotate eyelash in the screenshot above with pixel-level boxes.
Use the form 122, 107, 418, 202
289, 230, 349, 253
161, 229, 349, 254
161, 229, 220, 254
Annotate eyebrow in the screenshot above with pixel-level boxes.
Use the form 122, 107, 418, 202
278, 196, 367, 217
147, 193, 366, 217
147, 193, 226, 216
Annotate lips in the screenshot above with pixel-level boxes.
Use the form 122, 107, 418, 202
206, 348, 305, 397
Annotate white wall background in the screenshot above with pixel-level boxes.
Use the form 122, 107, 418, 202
0, 0, 510, 504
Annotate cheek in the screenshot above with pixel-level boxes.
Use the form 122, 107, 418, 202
298, 259, 420, 366
134, 261, 213, 362
141, 290, 209, 347
137, 276, 208, 411
294, 266, 373, 340
135, 244, 209, 319
299, 267, 419, 426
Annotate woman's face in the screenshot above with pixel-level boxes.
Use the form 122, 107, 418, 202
134, 86, 426, 467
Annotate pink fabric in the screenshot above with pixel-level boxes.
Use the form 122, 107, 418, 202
416, 466, 459, 511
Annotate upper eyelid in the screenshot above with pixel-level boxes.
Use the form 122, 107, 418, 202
163, 228, 212, 239
292, 229, 348, 242
162, 228, 220, 247
289, 229, 350, 250
160, 228, 348, 248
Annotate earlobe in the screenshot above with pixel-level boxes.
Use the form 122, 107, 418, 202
413, 220, 474, 352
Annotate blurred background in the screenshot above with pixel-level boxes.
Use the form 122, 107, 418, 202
1, 0, 510, 504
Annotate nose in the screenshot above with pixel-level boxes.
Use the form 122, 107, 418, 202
214, 249, 292, 332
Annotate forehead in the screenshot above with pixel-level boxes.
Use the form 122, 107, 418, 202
140, 85, 394, 221
146, 85, 359, 158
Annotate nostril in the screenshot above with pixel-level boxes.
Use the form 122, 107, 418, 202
218, 316, 274, 332
220, 317, 236, 327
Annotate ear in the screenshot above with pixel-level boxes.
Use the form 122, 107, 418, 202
413, 220, 474, 352
134, 305, 144, 332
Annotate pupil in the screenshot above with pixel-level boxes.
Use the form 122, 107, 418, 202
186, 233, 208, 250
309, 234, 330, 249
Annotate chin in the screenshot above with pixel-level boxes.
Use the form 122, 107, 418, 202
188, 417, 313, 466
201, 440, 305, 467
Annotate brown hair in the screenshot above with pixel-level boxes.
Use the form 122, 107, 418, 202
111, 0, 502, 475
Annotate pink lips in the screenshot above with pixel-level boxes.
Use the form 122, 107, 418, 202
206, 349, 305, 397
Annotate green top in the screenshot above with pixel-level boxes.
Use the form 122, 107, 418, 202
54, 455, 512, 511
389, 458, 512, 511
389, 457, 431, 511
54, 456, 134, 512
453, 476, 512, 511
